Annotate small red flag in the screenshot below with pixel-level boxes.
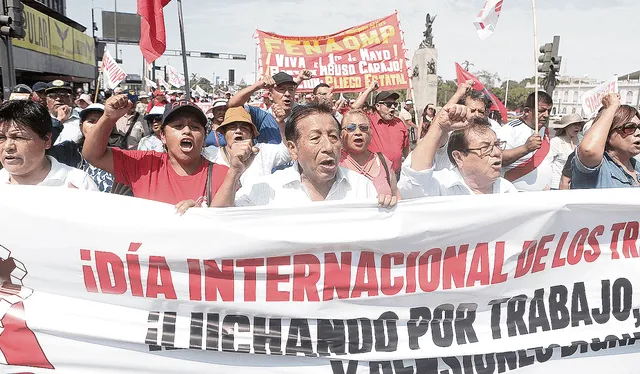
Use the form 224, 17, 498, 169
455, 62, 508, 123
138, 0, 171, 64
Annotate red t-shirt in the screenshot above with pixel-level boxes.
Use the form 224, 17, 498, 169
112, 148, 229, 205
366, 112, 408, 174
146, 100, 166, 114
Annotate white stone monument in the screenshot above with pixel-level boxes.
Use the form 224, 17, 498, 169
411, 14, 438, 127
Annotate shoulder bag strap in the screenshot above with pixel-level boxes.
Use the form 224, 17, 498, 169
206, 162, 213, 207
377, 152, 391, 183
124, 113, 140, 138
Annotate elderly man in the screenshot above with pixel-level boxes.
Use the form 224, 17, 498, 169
228, 70, 313, 144
499, 91, 554, 191
205, 99, 228, 147
45, 80, 82, 146
351, 82, 409, 176
211, 103, 397, 208
310, 83, 345, 123
399, 104, 517, 197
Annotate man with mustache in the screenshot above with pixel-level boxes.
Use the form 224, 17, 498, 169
399, 104, 517, 197
228, 70, 313, 144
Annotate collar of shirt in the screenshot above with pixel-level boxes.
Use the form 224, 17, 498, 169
369, 111, 403, 126
279, 161, 350, 191
444, 168, 511, 194
51, 112, 79, 123
0, 156, 69, 185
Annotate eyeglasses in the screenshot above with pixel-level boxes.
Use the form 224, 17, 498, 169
47, 93, 71, 100
344, 123, 370, 133
464, 140, 507, 157
274, 85, 297, 94
613, 122, 640, 137
377, 102, 399, 109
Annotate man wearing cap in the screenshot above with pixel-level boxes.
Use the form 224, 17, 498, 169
210, 106, 290, 187
110, 93, 145, 150
83, 95, 235, 206
399, 99, 417, 144
351, 81, 409, 176
549, 113, 583, 190
205, 99, 228, 147
136, 94, 149, 116
228, 70, 313, 145
258, 91, 272, 111
9, 84, 32, 101
146, 89, 167, 114
137, 106, 165, 152
31, 82, 47, 103
46, 80, 82, 146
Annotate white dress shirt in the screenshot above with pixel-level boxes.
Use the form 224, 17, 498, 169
53, 116, 82, 145
235, 163, 378, 207
137, 135, 165, 152
498, 119, 553, 191
0, 156, 98, 190
399, 159, 518, 199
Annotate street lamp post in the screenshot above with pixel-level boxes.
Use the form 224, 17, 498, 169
114, 0, 118, 61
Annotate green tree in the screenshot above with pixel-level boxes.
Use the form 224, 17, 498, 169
436, 77, 458, 107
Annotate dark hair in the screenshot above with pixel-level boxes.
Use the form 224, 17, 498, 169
458, 90, 491, 109
525, 91, 553, 110
0, 100, 51, 140
313, 83, 331, 95
447, 116, 493, 167
284, 102, 340, 142
593, 104, 640, 148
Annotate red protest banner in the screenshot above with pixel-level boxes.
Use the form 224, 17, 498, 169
256, 13, 410, 93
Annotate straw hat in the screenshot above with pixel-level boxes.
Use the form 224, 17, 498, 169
216, 107, 259, 138
551, 113, 585, 129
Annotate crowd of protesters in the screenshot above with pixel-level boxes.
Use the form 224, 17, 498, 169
1, 70, 637, 214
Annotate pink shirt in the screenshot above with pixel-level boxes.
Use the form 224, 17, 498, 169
339, 151, 395, 196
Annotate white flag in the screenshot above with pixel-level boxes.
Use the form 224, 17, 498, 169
166, 65, 186, 88
158, 77, 172, 90
474, 0, 504, 40
195, 85, 206, 97
144, 77, 157, 89
101, 48, 126, 89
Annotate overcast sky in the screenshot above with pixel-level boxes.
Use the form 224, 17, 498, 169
67, 0, 637, 85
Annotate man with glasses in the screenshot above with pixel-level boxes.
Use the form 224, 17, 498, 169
46, 80, 82, 146
499, 91, 554, 191
228, 70, 312, 145
351, 82, 410, 176
458, 90, 503, 134
399, 104, 517, 197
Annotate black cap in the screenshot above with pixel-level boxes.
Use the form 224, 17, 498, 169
45, 80, 73, 93
162, 100, 208, 128
375, 91, 400, 102
32, 82, 47, 93
272, 72, 296, 86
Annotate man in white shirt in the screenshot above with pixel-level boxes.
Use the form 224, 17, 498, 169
45, 80, 82, 146
0, 100, 97, 190
212, 103, 396, 208
499, 91, 554, 191
399, 104, 517, 198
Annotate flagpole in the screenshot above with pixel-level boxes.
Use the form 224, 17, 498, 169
176, 0, 191, 100
94, 69, 102, 103
531, 0, 539, 133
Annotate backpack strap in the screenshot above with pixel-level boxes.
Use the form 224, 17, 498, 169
124, 112, 139, 139
377, 152, 391, 184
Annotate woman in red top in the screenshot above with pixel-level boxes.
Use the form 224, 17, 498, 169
83, 95, 254, 212
339, 110, 400, 198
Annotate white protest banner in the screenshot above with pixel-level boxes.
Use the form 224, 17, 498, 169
166, 65, 186, 88
195, 85, 206, 97
474, 0, 504, 40
581, 76, 619, 118
158, 76, 172, 89
101, 48, 127, 90
145, 77, 158, 89
2, 186, 640, 373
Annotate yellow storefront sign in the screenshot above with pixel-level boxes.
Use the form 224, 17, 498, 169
49, 18, 74, 60
12, 5, 49, 54
73, 29, 95, 65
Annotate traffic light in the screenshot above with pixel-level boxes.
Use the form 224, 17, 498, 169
0, 0, 25, 39
549, 36, 562, 73
538, 36, 561, 74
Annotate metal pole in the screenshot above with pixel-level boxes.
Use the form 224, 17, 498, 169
177, 0, 190, 99
531, 0, 540, 133
114, 0, 118, 61
0, 36, 15, 99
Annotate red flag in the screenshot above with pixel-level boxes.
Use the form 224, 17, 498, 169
138, 0, 171, 64
455, 62, 508, 123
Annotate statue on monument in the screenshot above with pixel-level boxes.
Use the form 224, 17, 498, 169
419, 13, 436, 49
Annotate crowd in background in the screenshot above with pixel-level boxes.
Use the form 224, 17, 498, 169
1, 70, 637, 214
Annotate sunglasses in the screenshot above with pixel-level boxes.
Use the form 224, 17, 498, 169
613, 122, 640, 137
377, 102, 399, 109
344, 123, 370, 133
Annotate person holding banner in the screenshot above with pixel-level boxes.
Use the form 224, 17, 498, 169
82, 95, 234, 206
572, 93, 640, 189
351, 82, 409, 177
211, 103, 396, 208
500, 91, 554, 191
0, 100, 97, 190
399, 104, 517, 198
